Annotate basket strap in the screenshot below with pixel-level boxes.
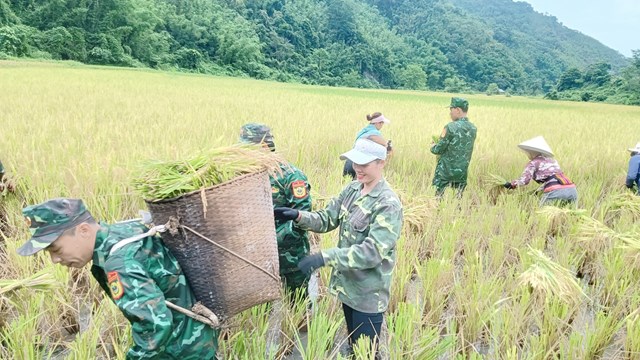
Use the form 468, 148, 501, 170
180, 225, 280, 283
109, 225, 166, 256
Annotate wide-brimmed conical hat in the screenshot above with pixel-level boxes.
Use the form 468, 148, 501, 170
627, 142, 640, 152
517, 136, 554, 157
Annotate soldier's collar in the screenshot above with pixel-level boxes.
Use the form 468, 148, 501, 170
368, 179, 386, 198
352, 179, 386, 198
91, 223, 110, 268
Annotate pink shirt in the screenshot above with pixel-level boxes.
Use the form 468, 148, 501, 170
513, 156, 564, 188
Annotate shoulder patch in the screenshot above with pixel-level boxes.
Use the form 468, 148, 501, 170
272, 186, 279, 194
107, 271, 125, 300
291, 180, 308, 199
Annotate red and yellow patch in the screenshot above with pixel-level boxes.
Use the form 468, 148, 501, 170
291, 180, 308, 199
272, 186, 279, 194
107, 271, 125, 300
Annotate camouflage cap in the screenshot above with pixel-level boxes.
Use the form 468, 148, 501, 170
239, 123, 275, 151
17, 198, 92, 256
447, 97, 469, 110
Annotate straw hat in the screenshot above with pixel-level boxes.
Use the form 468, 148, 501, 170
627, 142, 640, 153
517, 136, 554, 157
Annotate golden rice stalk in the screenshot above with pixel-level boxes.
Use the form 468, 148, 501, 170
537, 206, 587, 237
518, 247, 586, 306
133, 144, 286, 201
483, 173, 509, 204
401, 195, 438, 235
0, 269, 58, 297
603, 193, 640, 224
616, 233, 640, 270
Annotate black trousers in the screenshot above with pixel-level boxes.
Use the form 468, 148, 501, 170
342, 159, 356, 180
342, 303, 383, 353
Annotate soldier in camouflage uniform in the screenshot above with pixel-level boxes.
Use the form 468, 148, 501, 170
431, 97, 477, 197
17, 198, 218, 359
239, 123, 312, 295
274, 138, 403, 357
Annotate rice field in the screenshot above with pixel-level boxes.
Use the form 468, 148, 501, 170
2, 60, 640, 359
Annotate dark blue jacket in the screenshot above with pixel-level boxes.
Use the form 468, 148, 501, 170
626, 154, 640, 192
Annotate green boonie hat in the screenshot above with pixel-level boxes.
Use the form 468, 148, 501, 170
447, 97, 469, 110
17, 198, 91, 256
239, 123, 275, 151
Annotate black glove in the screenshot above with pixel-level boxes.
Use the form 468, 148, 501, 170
274, 207, 299, 222
503, 182, 514, 189
386, 140, 393, 152
297, 253, 325, 276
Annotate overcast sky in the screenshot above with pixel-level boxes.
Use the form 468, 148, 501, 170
519, 0, 639, 57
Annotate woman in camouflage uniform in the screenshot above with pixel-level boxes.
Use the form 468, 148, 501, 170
275, 139, 403, 358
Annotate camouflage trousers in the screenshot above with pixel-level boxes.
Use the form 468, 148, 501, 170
281, 269, 310, 300
434, 181, 466, 198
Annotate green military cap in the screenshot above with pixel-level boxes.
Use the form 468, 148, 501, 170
239, 123, 276, 151
447, 97, 469, 110
17, 198, 92, 256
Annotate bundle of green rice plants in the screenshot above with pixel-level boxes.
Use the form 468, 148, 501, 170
603, 192, 640, 225
624, 307, 640, 357
387, 302, 454, 359
417, 258, 454, 326
293, 296, 342, 360
537, 206, 587, 237
483, 173, 508, 204
573, 216, 629, 281
0, 269, 58, 299
398, 193, 438, 237
580, 307, 626, 359
616, 232, 640, 270
518, 247, 586, 306
132, 144, 285, 201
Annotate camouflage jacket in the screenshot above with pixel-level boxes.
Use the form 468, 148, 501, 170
271, 163, 312, 275
90, 221, 217, 360
431, 117, 477, 186
296, 180, 403, 313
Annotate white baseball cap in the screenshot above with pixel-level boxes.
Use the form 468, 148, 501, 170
628, 142, 640, 153
340, 139, 387, 165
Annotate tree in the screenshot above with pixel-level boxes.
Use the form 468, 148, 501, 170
396, 64, 427, 89
556, 68, 583, 91
486, 82, 499, 95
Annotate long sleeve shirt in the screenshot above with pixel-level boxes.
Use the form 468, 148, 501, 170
91, 221, 217, 360
626, 154, 640, 190
511, 155, 574, 192
431, 117, 477, 187
296, 180, 403, 313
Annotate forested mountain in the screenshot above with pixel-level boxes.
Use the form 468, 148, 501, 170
0, 0, 634, 99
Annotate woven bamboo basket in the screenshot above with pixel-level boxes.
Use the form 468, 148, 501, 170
145, 169, 281, 320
